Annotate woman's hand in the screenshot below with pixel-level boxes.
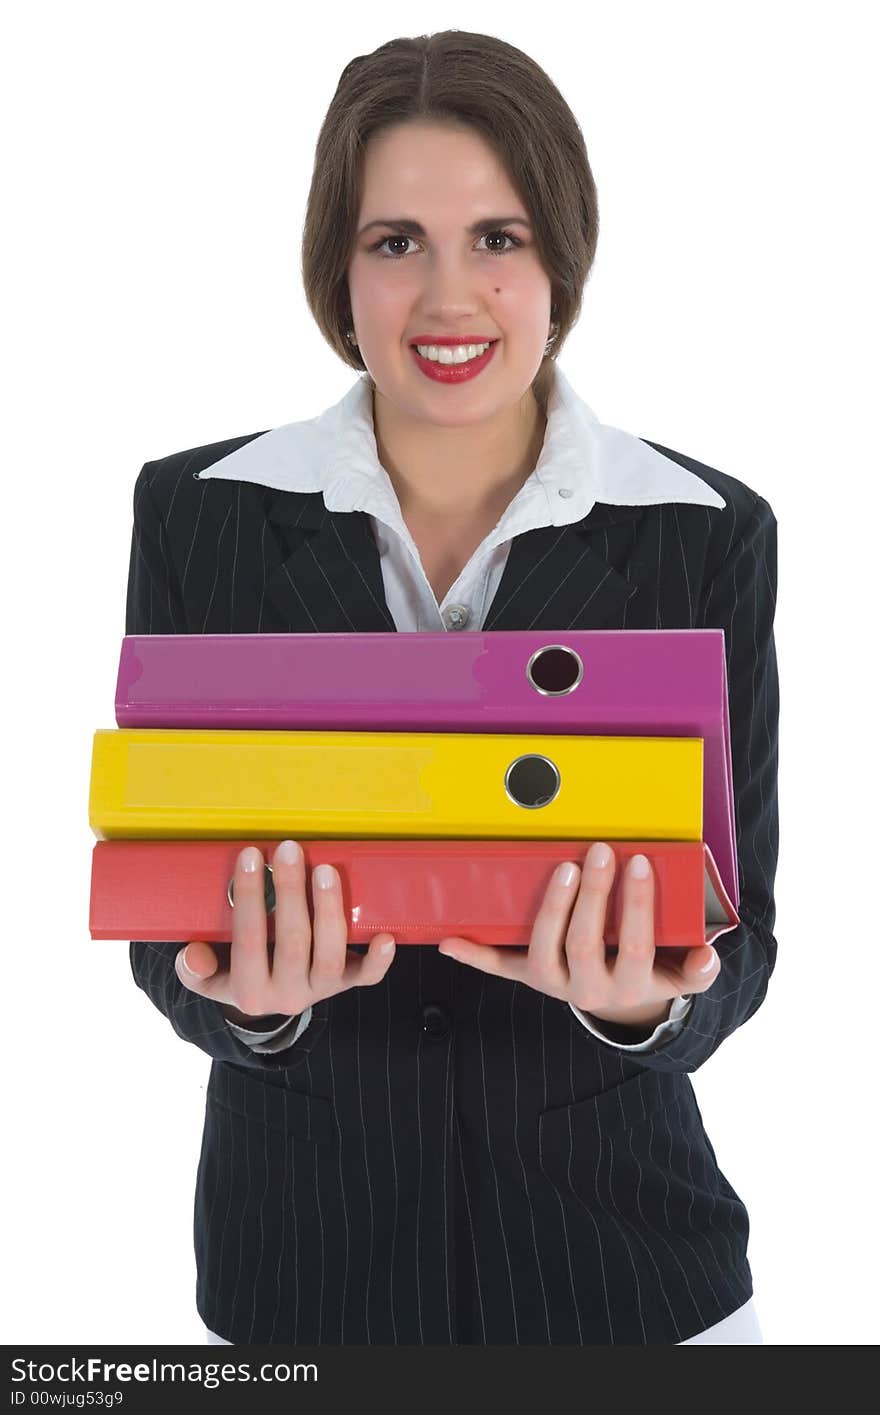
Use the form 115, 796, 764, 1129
437, 842, 720, 1031
174, 841, 396, 1023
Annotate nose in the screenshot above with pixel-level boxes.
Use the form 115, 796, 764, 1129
415, 255, 495, 315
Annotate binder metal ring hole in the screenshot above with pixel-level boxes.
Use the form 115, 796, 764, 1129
526, 644, 584, 696
504, 754, 561, 809
227, 862, 276, 914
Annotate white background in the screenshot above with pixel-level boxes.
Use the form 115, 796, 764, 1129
3, 0, 877, 1347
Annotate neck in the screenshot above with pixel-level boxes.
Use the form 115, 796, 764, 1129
371, 384, 547, 524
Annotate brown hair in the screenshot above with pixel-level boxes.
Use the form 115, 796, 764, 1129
301, 30, 600, 410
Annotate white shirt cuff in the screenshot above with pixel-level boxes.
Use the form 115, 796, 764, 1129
225, 1005, 312, 1053
569, 995, 693, 1050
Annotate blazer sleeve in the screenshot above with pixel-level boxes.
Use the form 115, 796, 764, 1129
588, 491, 780, 1073
124, 462, 313, 1071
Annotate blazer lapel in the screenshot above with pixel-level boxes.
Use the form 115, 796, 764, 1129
261, 489, 644, 634
262, 490, 395, 632
483, 502, 642, 631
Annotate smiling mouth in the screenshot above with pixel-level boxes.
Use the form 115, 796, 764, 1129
409, 339, 499, 364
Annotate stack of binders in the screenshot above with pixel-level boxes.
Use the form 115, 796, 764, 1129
88, 630, 739, 951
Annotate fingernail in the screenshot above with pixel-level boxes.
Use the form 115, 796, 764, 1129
314, 864, 335, 889
556, 861, 579, 886
629, 853, 650, 879
240, 846, 261, 873
380, 938, 395, 954
180, 947, 199, 976
276, 839, 300, 866
700, 949, 718, 973
588, 842, 612, 869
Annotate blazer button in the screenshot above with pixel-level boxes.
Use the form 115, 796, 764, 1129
420, 1002, 451, 1039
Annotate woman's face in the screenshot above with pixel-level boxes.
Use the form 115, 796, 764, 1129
347, 120, 553, 429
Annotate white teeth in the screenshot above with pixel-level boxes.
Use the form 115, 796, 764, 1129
414, 341, 491, 364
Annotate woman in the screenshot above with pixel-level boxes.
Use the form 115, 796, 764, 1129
127, 30, 777, 1346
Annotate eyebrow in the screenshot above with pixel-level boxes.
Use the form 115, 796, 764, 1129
358, 216, 532, 237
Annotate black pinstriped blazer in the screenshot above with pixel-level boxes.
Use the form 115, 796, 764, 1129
125, 430, 779, 1346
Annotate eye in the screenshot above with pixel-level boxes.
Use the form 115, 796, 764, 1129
370, 229, 525, 260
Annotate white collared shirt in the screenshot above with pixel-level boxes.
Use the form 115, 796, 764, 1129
197, 361, 726, 1055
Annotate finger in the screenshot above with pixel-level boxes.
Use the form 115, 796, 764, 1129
564, 842, 616, 1001
310, 862, 365, 994
525, 858, 583, 992
178, 941, 219, 980
310, 863, 398, 988
268, 841, 314, 999
683, 944, 720, 991
437, 936, 529, 982
228, 845, 271, 1017
174, 942, 231, 1007
437, 846, 614, 992
609, 853, 660, 1007
360, 931, 398, 977
173, 939, 219, 996
652, 943, 720, 999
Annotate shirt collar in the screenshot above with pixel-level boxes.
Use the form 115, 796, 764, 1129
195, 361, 726, 524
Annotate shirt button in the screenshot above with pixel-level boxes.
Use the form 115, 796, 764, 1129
443, 604, 471, 630
421, 1003, 451, 1040
558, 487, 573, 498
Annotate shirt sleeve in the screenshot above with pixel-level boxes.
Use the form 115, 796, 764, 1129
568, 995, 693, 1051
225, 1008, 313, 1053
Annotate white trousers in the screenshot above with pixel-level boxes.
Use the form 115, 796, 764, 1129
205, 1295, 763, 1345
